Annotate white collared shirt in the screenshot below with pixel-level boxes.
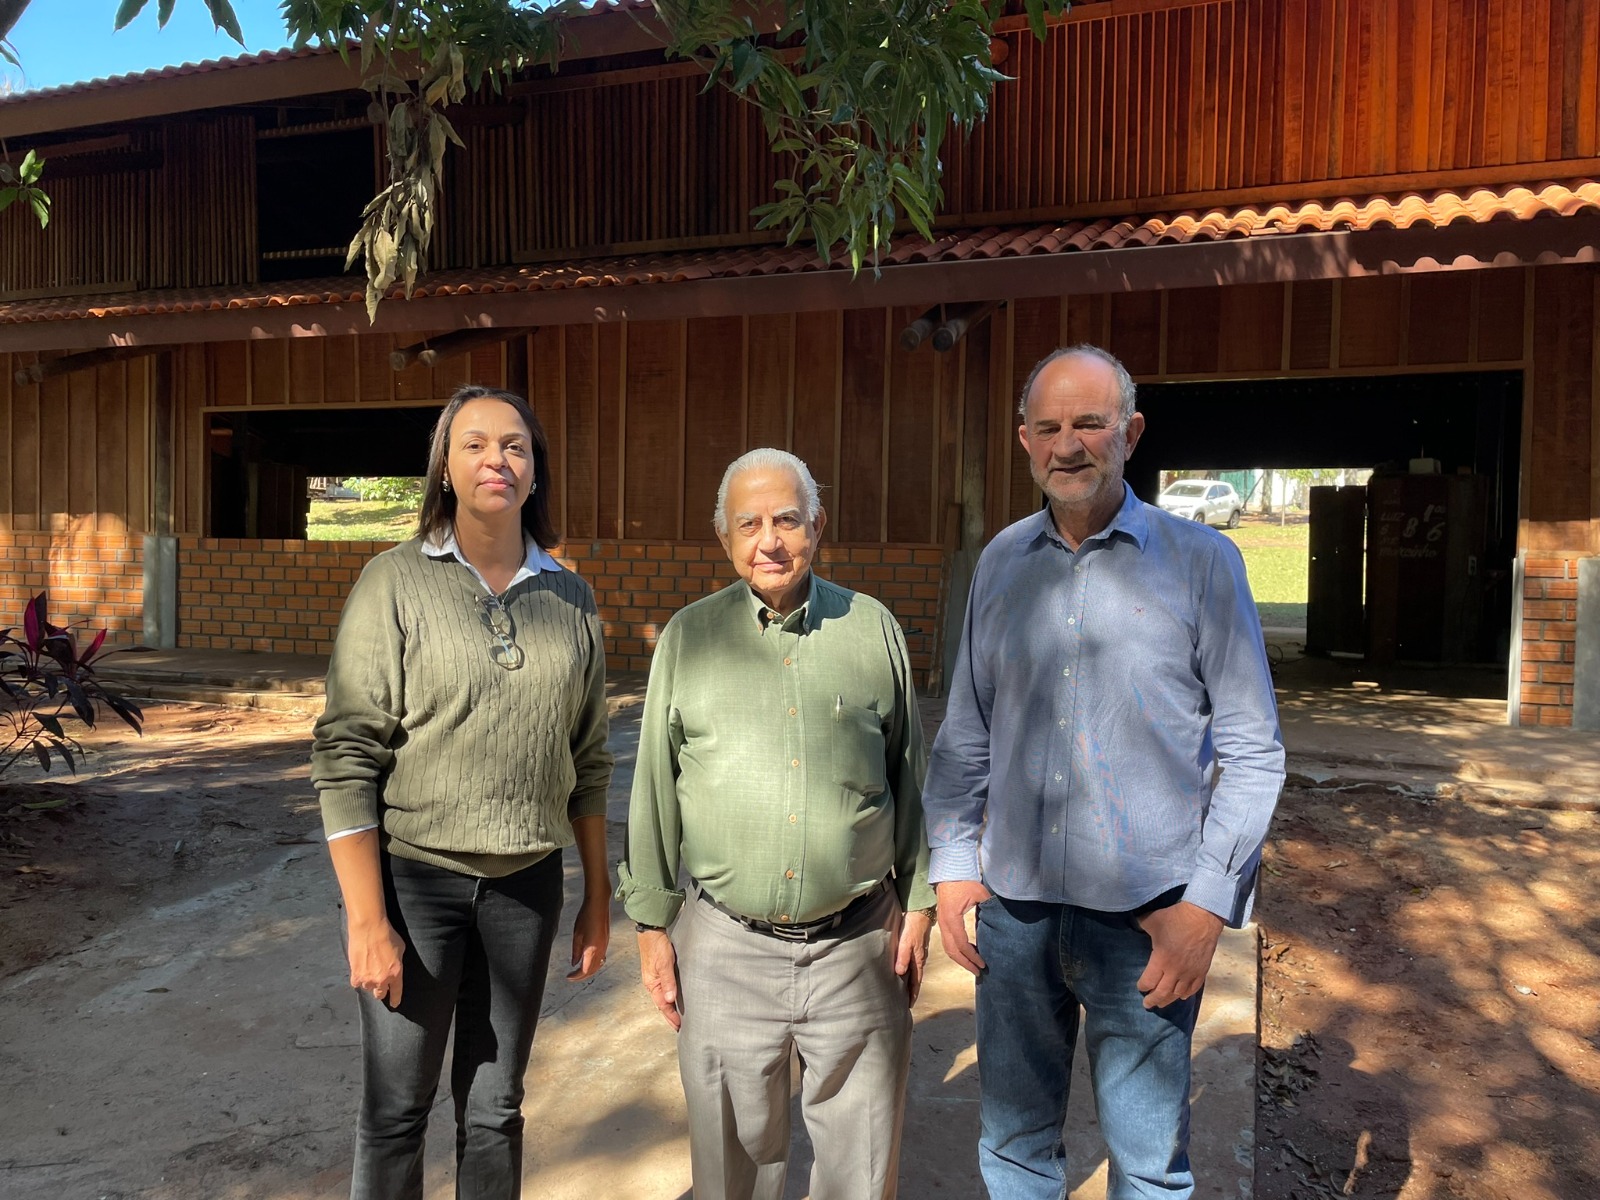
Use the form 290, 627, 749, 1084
419, 525, 564, 595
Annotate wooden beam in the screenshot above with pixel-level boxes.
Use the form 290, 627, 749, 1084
933, 300, 1004, 352
389, 326, 534, 371
13, 344, 161, 386
899, 306, 941, 351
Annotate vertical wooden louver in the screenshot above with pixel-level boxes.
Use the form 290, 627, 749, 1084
0, 114, 255, 296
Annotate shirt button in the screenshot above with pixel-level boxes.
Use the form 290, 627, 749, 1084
779, 914, 791, 923
783, 657, 793, 666
786, 869, 795, 879
1058, 718, 1066, 729
1062, 668, 1070, 677
791, 758, 800, 768
1051, 824, 1059, 834
788, 707, 797, 716
1054, 772, 1063, 782
789, 814, 797, 823
1067, 615, 1076, 625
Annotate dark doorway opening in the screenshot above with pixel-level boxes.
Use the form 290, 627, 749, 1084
208, 406, 442, 538
1127, 371, 1521, 669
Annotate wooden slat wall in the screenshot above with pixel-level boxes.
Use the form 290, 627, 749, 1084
12, 0, 1600, 290
945, 0, 1600, 219
22, 269, 1598, 558
1524, 265, 1596, 549
479, 0, 1600, 261
516, 76, 784, 255
1, 117, 253, 296
0, 353, 149, 533
548, 311, 956, 546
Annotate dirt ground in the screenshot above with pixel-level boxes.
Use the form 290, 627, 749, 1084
4, 699, 1600, 1198
1254, 782, 1600, 1200
0, 704, 318, 980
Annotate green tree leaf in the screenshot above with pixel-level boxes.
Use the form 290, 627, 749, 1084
112, 0, 152, 31
204, 0, 243, 44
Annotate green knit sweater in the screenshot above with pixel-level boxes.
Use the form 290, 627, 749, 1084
310, 540, 613, 877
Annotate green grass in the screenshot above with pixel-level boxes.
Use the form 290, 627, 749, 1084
1223, 515, 1309, 628
308, 499, 417, 542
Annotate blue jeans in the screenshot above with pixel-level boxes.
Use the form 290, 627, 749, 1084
974, 893, 1201, 1200
349, 851, 563, 1200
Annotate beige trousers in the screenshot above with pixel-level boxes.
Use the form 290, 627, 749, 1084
673, 885, 912, 1200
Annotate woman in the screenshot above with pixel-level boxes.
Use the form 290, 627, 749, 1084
311, 384, 612, 1199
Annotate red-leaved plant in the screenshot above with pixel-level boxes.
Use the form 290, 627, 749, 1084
0, 592, 143, 782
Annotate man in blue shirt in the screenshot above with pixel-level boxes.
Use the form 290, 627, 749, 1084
923, 345, 1284, 1199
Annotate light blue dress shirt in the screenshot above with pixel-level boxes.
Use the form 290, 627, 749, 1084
923, 485, 1284, 926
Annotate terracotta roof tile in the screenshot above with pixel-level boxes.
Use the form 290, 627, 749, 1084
5, 178, 1597, 327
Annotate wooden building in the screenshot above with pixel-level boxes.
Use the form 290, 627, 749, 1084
2, 0, 1599, 725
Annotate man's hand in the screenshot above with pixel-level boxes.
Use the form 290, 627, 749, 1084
567, 893, 610, 982
1135, 900, 1224, 1010
347, 916, 406, 1009
893, 908, 934, 1006
935, 880, 992, 976
637, 928, 681, 1031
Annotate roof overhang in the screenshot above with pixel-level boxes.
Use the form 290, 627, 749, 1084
4, 182, 1598, 355
0, 4, 674, 140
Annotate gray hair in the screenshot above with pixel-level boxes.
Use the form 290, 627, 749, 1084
713, 448, 822, 534
1016, 344, 1138, 427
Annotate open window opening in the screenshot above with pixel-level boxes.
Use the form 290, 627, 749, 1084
208, 407, 441, 540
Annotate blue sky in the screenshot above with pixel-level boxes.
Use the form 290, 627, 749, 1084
3, 1, 293, 93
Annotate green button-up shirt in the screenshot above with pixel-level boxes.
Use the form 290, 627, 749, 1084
617, 574, 935, 928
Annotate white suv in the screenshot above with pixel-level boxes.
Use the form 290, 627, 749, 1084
1158, 479, 1242, 529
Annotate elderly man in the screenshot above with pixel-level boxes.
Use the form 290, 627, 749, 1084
924, 346, 1284, 1199
617, 447, 936, 1200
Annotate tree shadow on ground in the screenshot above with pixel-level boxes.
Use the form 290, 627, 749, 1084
1255, 787, 1600, 1199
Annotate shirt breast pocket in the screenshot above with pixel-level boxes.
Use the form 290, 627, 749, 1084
830, 703, 888, 798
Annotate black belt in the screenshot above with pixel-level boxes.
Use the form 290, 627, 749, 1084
696, 877, 890, 942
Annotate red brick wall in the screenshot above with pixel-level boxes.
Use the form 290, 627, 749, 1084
1520, 554, 1580, 726
0, 532, 144, 640
174, 538, 949, 676
176, 538, 374, 654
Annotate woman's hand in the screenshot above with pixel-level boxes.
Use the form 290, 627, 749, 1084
567, 892, 610, 981
326, 830, 404, 1006
567, 815, 611, 981
348, 916, 406, 1007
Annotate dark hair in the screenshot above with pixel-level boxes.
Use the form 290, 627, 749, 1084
415, 385, 559, 549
